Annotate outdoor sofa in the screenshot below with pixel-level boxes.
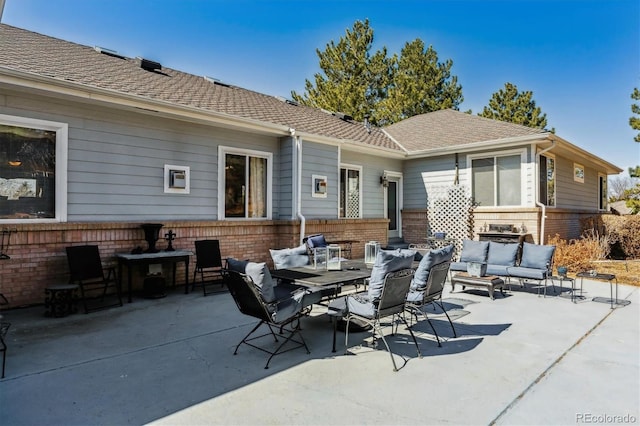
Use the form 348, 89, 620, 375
450, 240, 556, 293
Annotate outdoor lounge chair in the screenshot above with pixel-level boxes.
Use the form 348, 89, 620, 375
344, 268, 421, 371
66, 245, 123, 314
223, 267, 311, 369
192, 239, 225, 296
405, 261, 455, 347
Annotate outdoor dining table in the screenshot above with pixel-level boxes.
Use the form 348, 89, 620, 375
270, 260, 371, 295
270, 260, 372, 352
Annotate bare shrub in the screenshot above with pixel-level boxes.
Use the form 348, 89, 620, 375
549, 230, 609, 273
603, 215, 640, 259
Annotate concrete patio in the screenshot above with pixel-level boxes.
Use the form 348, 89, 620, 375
0, 276, 638, 425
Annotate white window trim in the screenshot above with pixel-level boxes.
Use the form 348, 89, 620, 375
0, 114, 68, 224
538, 152, 556, 208
598, 172, 608, 211
467, 148, 527, 208
383, 170, 403, 236
339, 163, 363, 219
218, 145, 272, 220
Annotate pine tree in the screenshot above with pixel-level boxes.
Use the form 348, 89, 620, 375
378, 39, 463, 124
478, 82, 548, 130
630, 87, 640, 142
291, 19, 392, 124
291, 20, 461, 125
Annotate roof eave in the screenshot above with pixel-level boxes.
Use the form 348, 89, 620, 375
406, 133, 551, 158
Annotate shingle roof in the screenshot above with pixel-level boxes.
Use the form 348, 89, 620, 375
0, 24, 399, 152
385, 109, 545, 152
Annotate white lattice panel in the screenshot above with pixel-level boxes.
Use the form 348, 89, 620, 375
346, 191, 359, 218
427, 184, 475, 255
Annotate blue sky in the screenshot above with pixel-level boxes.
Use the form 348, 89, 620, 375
2, 0, 639, 175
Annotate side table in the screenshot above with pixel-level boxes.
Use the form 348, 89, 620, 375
551, 275, 583, 303
45, 284, 80, 317
576, 272, 630, 309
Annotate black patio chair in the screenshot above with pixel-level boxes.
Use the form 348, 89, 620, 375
405, 261, 456, 347
192, 239, 225, 296
343, 268, 421, 371
223, 268, 310, 369
66, 245, 123, 314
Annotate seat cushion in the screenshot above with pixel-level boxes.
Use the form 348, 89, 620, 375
449, 261, 468, 272
245, 262, 277, 303
519, 242, 555, 270
368, 249, 416, 301
411, 244, 454, 291
487, 242, 519, 267
347, 293, 376, 318
269, 245, 310, 269
506, 266, 547, 280
486, 264, 511, 276
459, 240, 490, 263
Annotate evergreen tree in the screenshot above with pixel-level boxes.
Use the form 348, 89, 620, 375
479, 82, 548, 130
291, 20, 461, 125
291, 19, 392, 123
378, 39, 463, 124
630, 87, 640, 142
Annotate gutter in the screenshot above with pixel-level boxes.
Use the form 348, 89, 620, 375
535, 137, 556, 244
290, 129, 306, 245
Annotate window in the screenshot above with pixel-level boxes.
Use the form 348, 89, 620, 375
219, 147, 271, 219
598, 174, 607, 210
0, 115, 67, 223
539, 154, 555, 206
471, 152, 523, 207
339, 165, 361, 218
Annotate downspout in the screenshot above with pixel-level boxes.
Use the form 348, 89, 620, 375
535, 138, 556, 244
290, 129, 305, 245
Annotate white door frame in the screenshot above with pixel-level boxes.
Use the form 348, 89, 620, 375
383, 171, 403, 239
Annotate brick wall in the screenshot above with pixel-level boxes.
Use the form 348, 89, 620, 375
0, 219, 387, 308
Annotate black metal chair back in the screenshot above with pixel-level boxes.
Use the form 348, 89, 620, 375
66, 245, 122, 313
193, 240, 224, 295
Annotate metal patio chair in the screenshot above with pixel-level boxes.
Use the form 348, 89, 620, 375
223, 268, 310, 369
66, 245, 123, 314
405, 261, 456, 347
192, 239, 225, 296
343, 268, 421, 371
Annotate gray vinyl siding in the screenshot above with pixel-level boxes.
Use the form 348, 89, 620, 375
403, 155, 459, 209
276, 136, 294, 219
1, 90, 281, 221
300, 141, 339, 219
554, 156, 599, 210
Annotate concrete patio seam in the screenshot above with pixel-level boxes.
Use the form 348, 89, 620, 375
488, 304, 619, 425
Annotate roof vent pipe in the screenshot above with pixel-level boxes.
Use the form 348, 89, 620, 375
364, 114, 372, 133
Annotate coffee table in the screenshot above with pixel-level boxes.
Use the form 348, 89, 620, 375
451, 273, 505, 300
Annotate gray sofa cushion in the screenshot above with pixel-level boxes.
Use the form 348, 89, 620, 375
411, 244, 454, 291
519, 242, 555, 270
245, 261, 277, 303
459, 240, 489, 263
449, 261, 468, 272
367, 249, 415, 301
506, 266, 547, 280
269, 245, 310, 269
487, 242, 519, 266
486, 264, 511, 276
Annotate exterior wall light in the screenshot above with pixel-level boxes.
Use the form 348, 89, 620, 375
380, 174, 389, 188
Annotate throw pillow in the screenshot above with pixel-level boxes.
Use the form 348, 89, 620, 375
307, 234, 327, 248
411, 244, 454, 291
245, 261, 277, 303
519, 242, 556, 270
487, 242, 519, 266
226, 257, 249, 273
269, 245, 310, 269
368, 248, 416, 301
459, 240, 489, 263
